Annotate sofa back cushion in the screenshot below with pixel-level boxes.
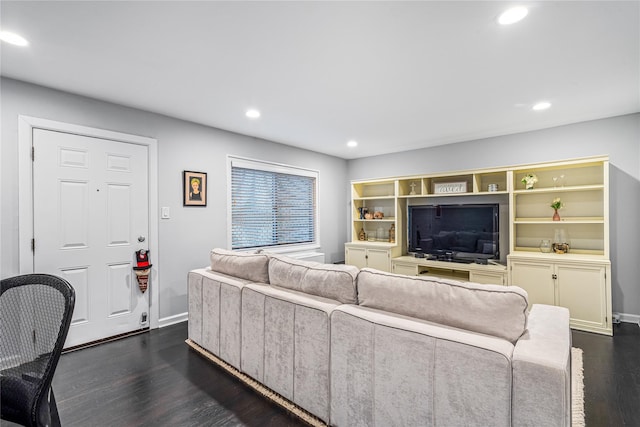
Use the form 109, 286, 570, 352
269, 255, 359, 304
210, 248, 270, 284
357, 268, 529, 343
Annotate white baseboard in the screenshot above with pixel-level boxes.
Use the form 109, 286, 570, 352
613, 312, 640, 326
159, 312, 188, 328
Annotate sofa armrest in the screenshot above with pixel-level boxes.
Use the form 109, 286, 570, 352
512, 304, 572, 427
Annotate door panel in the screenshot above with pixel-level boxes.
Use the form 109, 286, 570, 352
61, 267, 89, 325
107, 263, 133, 316
367, 249, 390, 272
557, 264, 606, 328
107, 184, 132, 245
346, 247, 367, 269
510, 260, 555, 307
60, 180, 90, 248
33, 129, 149, 348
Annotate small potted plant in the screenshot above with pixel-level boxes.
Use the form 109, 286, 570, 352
551, 198, 563, 221
521, 173, 538, 190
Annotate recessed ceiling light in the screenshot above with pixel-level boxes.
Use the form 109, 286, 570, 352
0, 31, 29, 46
498, 7, 528, 25
347, 140, 358, 148
245, 109, 261, 119
532, 101, 552, 111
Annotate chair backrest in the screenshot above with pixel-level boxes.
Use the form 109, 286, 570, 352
1, 273, 75, 426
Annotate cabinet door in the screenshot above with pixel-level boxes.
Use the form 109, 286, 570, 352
510, 260, 555, 307
366, 249, 391, 272
345, 247, 367, 269
470, 271, 505, 286
556, 263, 608, 331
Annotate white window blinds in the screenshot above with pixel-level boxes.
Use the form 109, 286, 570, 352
230, 160, 317, 250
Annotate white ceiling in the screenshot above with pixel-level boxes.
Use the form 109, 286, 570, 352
1, 1, 638, 159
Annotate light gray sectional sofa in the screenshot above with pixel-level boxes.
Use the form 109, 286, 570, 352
188, 248, 572, 427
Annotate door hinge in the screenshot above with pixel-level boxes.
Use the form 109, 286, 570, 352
31, 238, 35, 252
31, 146, 35, 161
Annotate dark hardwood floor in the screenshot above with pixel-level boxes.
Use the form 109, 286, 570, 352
573, 322, 640, 426
46, 321, 639, 426
53, 323, 306, 427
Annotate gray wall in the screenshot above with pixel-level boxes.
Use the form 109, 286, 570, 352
348, 113, 640, 316
1, 78, 349, 320
3, 77, 638, 319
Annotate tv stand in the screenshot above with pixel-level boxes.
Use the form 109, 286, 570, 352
392, 256, 507, 285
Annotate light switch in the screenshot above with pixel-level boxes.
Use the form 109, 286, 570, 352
161, 207, 170, 219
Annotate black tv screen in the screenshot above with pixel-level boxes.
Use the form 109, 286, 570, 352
408, 204, 499, 261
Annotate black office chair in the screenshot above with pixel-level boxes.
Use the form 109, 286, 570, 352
1, 274, 75, 427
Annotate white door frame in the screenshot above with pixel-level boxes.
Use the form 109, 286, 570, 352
18, 115, 160, 329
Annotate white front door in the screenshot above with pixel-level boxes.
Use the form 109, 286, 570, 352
33, 129, 150, 348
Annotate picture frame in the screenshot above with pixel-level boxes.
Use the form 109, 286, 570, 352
183, 171, 207, 206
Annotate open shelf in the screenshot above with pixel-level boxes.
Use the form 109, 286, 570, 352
514, 217, 605, 224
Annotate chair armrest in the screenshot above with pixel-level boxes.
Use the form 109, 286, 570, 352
512, 304, 572, 427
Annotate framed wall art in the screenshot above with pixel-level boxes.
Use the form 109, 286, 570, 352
183, 170, 207, 206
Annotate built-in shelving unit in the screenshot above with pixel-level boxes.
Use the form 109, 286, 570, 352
346, 156, 612, 335
508, 157, 611, 335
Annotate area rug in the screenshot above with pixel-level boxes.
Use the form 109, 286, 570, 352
187, 339, 585, 427
572, 347, 585, 427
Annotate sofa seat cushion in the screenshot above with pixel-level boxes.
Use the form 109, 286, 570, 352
241, 283, 341, 422
210, 248, 270, 284
243, 282, 343, 314
268, 255, 359, 304
357, 268, 529, 343
330, 304, 514, 427
188, 268, 260, 370
332, 304, 514, 357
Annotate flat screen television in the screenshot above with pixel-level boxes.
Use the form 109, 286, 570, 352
407, 204, 499, 262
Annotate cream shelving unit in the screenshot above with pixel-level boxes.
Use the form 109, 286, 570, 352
345, 156, 611, 335
508, 156, 611, 335
345, 179, 401, 271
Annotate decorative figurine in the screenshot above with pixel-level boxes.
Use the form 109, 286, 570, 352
133, 249, 152, 293
358, 227, 366, 241
389, 223, 396, 243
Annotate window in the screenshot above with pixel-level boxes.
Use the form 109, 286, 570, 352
229, 157, 318, 250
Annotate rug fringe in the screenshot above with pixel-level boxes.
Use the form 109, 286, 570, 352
185, 339, 327, 427
572, 347, 585, 427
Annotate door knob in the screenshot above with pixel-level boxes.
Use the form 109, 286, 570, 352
138, 236, 146, 242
